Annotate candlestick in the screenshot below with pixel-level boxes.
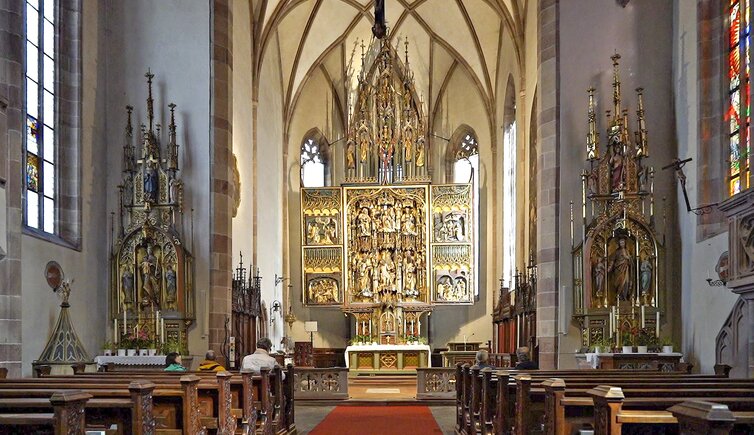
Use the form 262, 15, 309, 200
641, 305, 645, 328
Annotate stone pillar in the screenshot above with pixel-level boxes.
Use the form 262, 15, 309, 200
209, 0, 234, 361
718, 189, 754, 377
0, 0, 25, 379
536, 0, 560, 369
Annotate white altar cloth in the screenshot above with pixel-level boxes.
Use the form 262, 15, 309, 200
344, 344, 431, 368
94, 355, 166, 368
579, 352, 684, 369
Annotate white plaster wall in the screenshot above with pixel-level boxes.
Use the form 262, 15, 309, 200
20, 0, 108, 376
256, 32, 286, 350
673, 0, 740, 374
101, 0, 211, 365
558, 0, 678, 368
232, 0, 254, 265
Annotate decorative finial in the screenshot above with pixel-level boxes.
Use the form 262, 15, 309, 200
635, 87, 648, 157
145, 69, 155, 133
124, 106, 135, 174
57, 280, 72, 307
586, 87, 599, 160
611, 53, 622, 119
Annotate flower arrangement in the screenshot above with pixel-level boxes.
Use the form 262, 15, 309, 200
349, 335, 372, 345
122, 329, 153, 349
591, 336, 614, 353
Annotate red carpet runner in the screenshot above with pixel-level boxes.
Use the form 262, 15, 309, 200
310, 405, 444, 435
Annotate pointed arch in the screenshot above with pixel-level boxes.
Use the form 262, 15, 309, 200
300, 127, 331, 187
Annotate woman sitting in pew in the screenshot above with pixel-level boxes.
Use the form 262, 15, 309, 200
164, 352, 187, 371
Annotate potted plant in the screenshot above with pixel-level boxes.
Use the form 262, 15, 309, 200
635, 329, 653, 353
591, 336, 613, 354
661, 337, 674, 354
121, 334, 138, 356
620, 325, 638, 353
417, 337, 428, 345
102, 340, 115, 356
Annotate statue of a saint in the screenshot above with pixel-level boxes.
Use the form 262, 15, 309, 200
121, 267, 134, 304
592, 257, 606, 305
404, 255, 417, 297
437, 275, 451, 300
402, 211, 417, 235
346, 139, 356, 169
140, 245, 161, 307
166, 264, 177, 303
169, 177, 180, 204
357, 253, 373, 297
608, 238, 632, 301
640, 257, 652, 298
357, 208, 372, 237
609, 142, 624, 192
378, 250, 394, 291
359, 127, 370, 162
453, 276, 468, 301
403, 125, 414, 161
307, 221, 321, 244
144, 159, 159, 203
415, 133, 426, 167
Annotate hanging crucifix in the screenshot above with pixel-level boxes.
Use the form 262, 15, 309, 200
373, 0, 386, 39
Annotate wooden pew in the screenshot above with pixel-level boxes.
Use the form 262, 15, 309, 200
0, 390, 91, 435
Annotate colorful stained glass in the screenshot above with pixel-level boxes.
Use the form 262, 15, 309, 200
26, 153, 39, 192
26, 115, 39, 154
729, 0, 751, 195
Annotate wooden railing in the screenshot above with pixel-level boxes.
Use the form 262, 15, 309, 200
292, 367, 349, 400
416, 367, 456, 399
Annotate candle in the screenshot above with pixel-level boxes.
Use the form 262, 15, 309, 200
641, 306, 646, 328
114, 319, 118, 344
123, 309, 127, 335
656, 311, 660, 336
417, 319, 421, 335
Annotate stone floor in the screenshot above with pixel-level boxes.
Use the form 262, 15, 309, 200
294, 405, 456, 434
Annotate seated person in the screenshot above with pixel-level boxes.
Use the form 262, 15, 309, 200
242, 337, 285, 380
514, 346, 538, 370
198, 350, 226, 372
473, 349, 494, 370
164, 352, 187, 372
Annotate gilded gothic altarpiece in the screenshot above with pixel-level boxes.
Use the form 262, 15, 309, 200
301, 37, 474, 346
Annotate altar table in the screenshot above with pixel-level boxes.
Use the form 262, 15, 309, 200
345, 344, 430, 375
575, 352, 683, 371
94, 355, 194, 371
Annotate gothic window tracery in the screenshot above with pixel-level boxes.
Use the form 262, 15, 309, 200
301, 137, 327, 188
25, 0, 57, 233
728, 0, 751, 195
452, 129, 479, 297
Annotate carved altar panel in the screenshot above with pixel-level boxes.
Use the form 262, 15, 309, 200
344, 185, 429, 305
301, 188, 344, 306
430, 184, 474, 304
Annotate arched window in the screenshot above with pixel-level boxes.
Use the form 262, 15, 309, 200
452, 129, 479, 297
25, 0, 57, 233
728, 0, 751, 195
301, 137, 327, 188
503, 113, 517, 286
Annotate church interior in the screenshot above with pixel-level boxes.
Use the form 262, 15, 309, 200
2, 0, 754, 433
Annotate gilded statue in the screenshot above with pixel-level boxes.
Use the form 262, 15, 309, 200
608, 238, 632, 301
346, 139, 356, 169
307, 221, 321, 244
357, 208, 372, 237
403, 252, 418, 297
309, 278, 338, 304
140, 244, 161, 307
402, 210, 417, 235
359, 124, 370, 162
378, 250, 395, 291
452, 275, 468, 301
415, 127, 426, 167
403, 125, 414, 161
357, 253, 373, 297
436, 275, 452, 300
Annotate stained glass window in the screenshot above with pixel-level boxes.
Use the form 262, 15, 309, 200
25, 0, 56, 233
453, 132, 480, 297
301, 138, 326, 187
729, 0, 751, 196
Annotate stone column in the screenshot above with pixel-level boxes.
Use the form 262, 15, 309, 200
0, 0, 25, 379
209, 0, 234, 361
536, 0, 560, 369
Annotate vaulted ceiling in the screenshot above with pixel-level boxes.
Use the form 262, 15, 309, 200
253, 0, 529, 123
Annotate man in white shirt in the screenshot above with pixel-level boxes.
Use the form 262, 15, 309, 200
242, 337, 285, 380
